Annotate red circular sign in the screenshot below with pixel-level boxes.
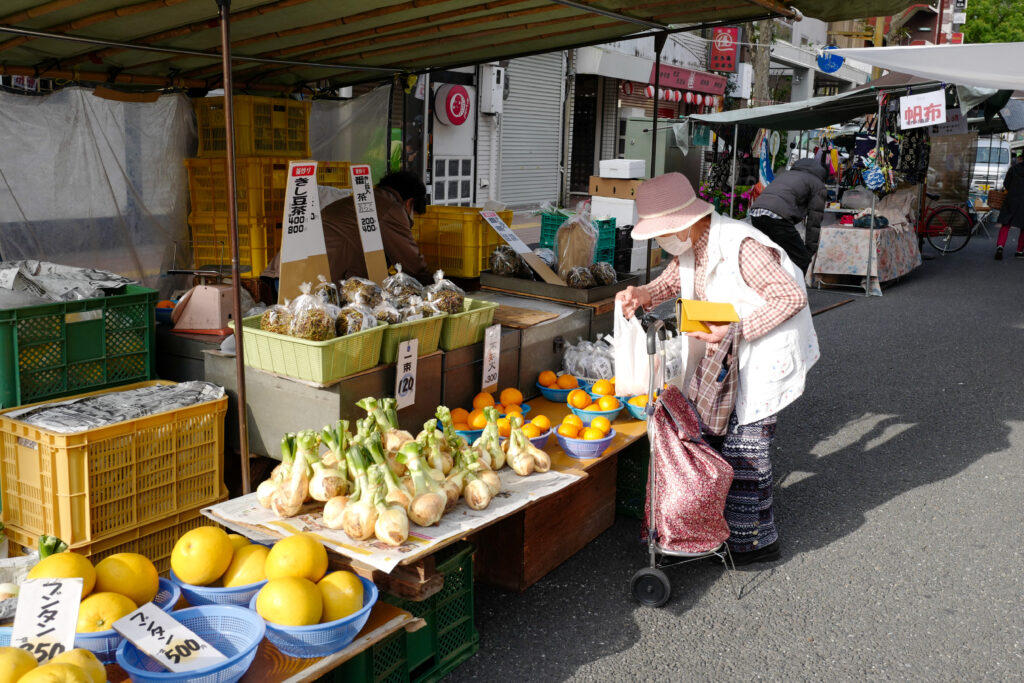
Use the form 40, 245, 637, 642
435, 84, 471, 126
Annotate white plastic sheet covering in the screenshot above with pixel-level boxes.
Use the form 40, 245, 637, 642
0, 88, 194, 294
310, 85, 391, 181
831, 44, 1024, 93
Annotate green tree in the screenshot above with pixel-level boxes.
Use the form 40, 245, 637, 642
962, 0, 1024, 43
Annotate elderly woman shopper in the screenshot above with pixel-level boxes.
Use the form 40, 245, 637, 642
616, 173, 819, 565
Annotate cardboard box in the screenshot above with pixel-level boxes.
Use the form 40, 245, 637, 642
589, 176, 644, 199
599, 159, 646, 179
592, 196, 638, 229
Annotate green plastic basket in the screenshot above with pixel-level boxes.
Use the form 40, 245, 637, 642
539, 212, 573, 249
0, 285, 156, 409
235, 315, 385, 384
380, 315, 447, 365
439, 298, 498, 351
329, 542, 478, 683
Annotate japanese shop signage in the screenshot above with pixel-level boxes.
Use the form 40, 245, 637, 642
350, 164, 389, 283
900, 89, 947, 130
11, 578, 82, 664
278, 160, 331, 305
114, 602, 227, 673
710, 28, 739, 73
482, 324, 501, 392
649, 65, 727, 95
480, 211, 565, 285
394, 339, 419, 410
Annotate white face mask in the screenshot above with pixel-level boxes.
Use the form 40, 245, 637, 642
656, 232, 692, 255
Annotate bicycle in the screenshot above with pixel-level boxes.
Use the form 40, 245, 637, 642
916, 191, 977, 254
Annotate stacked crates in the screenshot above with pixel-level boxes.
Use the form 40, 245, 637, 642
186, 95, 350, 277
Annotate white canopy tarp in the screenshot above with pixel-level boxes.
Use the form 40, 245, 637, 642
831, 43, 1024, 92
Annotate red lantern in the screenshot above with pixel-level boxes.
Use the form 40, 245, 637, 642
685, 92, 694, 104
621, 82, 634, 96
673, 90, 682, 103
644, 85, 655, 98
695, 94, 703, 106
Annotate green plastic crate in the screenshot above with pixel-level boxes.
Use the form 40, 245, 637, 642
328, 542, 478, 683
0, 285, 157, 409
380, 315, 447, 365
439, 298, 498, 351
616, 441, 650, 519
539, 212, 573, 249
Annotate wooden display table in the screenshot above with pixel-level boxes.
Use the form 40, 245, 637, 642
105, 602, 419, 683
471, 397, 648, 591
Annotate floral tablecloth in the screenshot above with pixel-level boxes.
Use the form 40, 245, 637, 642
811, 223, 921, 295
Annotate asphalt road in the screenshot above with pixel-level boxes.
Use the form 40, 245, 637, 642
451, 233, 1024, 681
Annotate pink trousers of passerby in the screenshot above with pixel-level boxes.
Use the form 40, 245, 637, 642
996, 224, 1024, 252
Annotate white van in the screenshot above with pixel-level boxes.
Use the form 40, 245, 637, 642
972, 138, 1012, 192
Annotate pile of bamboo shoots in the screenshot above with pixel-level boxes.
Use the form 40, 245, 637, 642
254, 398, 550, 547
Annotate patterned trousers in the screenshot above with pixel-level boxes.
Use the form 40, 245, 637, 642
704, 412, 778, 553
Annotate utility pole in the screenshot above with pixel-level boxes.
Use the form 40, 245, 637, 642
871, 16, 885, 80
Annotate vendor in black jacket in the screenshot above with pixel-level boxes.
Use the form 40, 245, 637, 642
748, 158, 828, 273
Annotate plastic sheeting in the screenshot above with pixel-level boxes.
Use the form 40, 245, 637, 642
310, 85, 391, 181
0, 88, 194, 295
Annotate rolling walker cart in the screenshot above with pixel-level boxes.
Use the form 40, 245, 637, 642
629, 320, 736, 608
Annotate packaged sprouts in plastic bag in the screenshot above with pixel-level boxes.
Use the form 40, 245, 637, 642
490, 245, 521, 277
381, 264, 424, 305
340, 276, 384, 308
289, 282, 337, 341
589, 262, 617, 286
373, 298, 403, 325
400, 295, 440, 321
425, 270, 465, 314
313, 274, 341, 307
566, 266, 597, 289
259, 303, 292, 335
336, 294, 377, 336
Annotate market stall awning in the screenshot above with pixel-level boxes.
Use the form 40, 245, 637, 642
831, 43, 1024, 92
0, 0, 921, 90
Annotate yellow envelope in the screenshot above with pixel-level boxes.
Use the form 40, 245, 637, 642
675, 299, 740, 334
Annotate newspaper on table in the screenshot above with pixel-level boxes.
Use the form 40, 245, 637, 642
203, 468, 583, 574
4, 382, 225, 434
0, 260, 137, 309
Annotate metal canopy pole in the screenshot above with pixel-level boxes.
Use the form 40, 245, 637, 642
866, 93, 884, 297
730, 124, 738, 218
216, 0, 251, 494
646, 31, 667, 284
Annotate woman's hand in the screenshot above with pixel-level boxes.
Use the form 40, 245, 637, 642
687, 322, 730, 344
616, 286, 652, 319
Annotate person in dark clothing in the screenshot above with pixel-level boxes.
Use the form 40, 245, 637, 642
263, 171, 431, 284
748, 158, 828, 273
993, 153, 1024, 260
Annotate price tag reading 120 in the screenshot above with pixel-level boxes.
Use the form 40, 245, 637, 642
394, 338, 419, 410
11, 578, 82, 664
114, 602, 227, 673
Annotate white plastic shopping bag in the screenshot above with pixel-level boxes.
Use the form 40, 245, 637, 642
613, 301, 662, 397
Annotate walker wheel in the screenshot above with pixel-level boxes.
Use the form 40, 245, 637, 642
630, 567, 671, 607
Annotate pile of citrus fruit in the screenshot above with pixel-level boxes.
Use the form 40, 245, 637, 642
451, 388, 551, 438
567, 389, 620, 414
556, 413, 613, 441
627, 392, 658, 408
537, 370, 579, 390
0, 645, 105, 683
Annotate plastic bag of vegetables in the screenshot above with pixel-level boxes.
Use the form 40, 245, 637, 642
340, 276, 384, 308
260, 303, 293, 335
425, 270, 465, 314
289, 282, 337, 341
490, 245, 521, 276
566, 266, 597, 289
381, 264, 424, 305
400, 296, 441, 321
313, 274, 341, 307
336, 294, 377, 336
589, 261, 617, 286
373, 298, 403, 325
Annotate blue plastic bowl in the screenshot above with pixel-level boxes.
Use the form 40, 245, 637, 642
625, 397, 649, 421
170, 570, 268, 608
556, 429, 617, 460
569, 403, 623, 426
454, 427, 483, 444
536, 382, 572, 402
499, 403, 531, 417
0, 577, 181, 665
249, 576, 378, 658
117, 605, 265, 683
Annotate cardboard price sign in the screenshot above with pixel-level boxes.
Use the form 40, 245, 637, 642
479, 211, 566, 285
482, 324, 501, 391
899, 90, 946, 130
11, 578, 82, 664
394, 339, 419, 410
114, 602, 227, 673
350, 165, 390, 284
279, 161, 331, 304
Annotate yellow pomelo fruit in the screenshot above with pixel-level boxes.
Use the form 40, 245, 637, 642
0, 645, 37, 681
27, 552, 96, 600
49, 649, 104, 683
76, 592, 137, 633
255, 577, 322, 626
94, 552, 159, 606
227, 534, 251, 551
170, 526, 234, 586
222, 544, 269, 588
265, 534, 327, 583
16, 662, 90, 683
318, 571, 364, 623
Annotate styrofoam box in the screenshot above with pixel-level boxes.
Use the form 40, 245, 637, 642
592, 196, 638, 229
599, 159, 646, 179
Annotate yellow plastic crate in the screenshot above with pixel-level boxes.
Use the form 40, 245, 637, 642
414, 206, 512, 278
380, 314, 447, 365
0, 381, 227, 548
6, 493, 226, 576
236, 315, 386, 385
188, 213, 276, 278
194, 95, 311, 158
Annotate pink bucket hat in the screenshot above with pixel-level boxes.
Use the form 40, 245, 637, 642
630, 172, 714, 240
